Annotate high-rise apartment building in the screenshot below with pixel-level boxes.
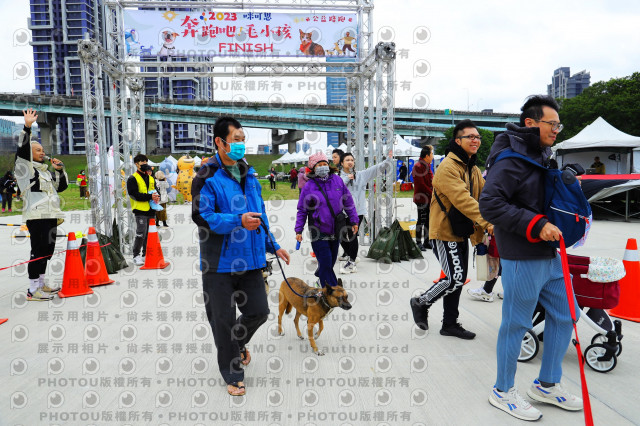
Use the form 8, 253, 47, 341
325, 56, 356, 148
141, 55, 214, 153
28, 0, 103, 154
547, 67, 591, 99
29, 0, 214, 154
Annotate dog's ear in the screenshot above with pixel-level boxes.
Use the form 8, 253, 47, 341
299, 29, 304, 35
337, 278, 343, 287
325, 285, 333, 295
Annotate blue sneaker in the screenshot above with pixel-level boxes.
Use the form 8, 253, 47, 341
489, 386, 542, 421
527, 379, 583, 411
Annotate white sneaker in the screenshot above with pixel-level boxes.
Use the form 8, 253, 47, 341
338, 253, 349, 261
41, 284, 61, 294
354, 256, 360, 264
497, 292, 504, 299
489, 386, 542, 421
527, 379, 583, 411
467, 287, 494, 302
340, 261, 357, 274
27, 289, 54, 301
133, 255, 144, 266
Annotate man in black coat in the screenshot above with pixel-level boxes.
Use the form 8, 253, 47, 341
479, 95, 583, 421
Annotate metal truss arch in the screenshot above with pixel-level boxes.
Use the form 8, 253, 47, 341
80, 1, 395, 250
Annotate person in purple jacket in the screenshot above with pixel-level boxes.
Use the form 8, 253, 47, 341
295, 152, 358, 288
297, 165, 310, 196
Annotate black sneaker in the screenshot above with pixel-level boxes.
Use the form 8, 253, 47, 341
410, 297, 429, 330
440, 322, 476, 340
416, 243, 427, 252
424, 240, 433, 250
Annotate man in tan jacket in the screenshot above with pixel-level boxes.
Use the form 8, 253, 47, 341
410, 119, 493, 339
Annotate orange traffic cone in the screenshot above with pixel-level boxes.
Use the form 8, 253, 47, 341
58, 232, 93, 298
140, 219, 170, 270
609, 238, 640, 322
433, 270, 471, 284
85, 227, 115, 287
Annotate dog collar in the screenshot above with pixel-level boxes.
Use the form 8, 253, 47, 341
318, 292, 332, 312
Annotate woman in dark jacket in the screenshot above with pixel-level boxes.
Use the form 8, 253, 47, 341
412, 146, 434, 250
1, 171, 17, 212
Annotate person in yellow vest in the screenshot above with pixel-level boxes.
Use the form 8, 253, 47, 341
126, 154, 160, 266
76, 170, 88, 198
590, 156, 606, 175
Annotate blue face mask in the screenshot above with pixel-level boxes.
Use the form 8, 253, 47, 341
225, 142, 245, 161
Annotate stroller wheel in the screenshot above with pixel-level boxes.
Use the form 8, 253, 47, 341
518, 329, 539, 363
584, 344, 617, 373
591, 334, 623, 357
591, 333, 604, 345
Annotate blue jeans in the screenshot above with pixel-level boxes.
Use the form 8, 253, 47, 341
495, 256, 579, 391
311, 239, 340, 287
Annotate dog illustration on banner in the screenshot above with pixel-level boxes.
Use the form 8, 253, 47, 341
299, 29, 325, 56
327, 39, 343, 56
140, 45, 154, 56
158, 31, 179, 56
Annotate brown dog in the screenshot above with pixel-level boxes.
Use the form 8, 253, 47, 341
278, 277, 351, 356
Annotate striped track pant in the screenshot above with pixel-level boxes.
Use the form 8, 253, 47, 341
418, 239, 469, 326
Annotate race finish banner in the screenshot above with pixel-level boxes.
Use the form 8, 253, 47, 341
123, 9, 359, 59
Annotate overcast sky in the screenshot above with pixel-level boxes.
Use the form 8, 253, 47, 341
1, 0, 639, 147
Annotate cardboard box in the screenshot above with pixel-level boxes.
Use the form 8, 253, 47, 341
398, 220, 417, 237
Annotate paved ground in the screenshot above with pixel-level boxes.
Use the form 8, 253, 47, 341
0, 199, 639, 425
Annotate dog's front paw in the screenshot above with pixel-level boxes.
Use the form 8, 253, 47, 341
298, 335, 304, 340
278, 331, 285, 336
314, 333, 320, 340
314, 350, 325, 356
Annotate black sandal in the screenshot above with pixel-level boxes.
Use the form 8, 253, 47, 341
227, 382, 246, 396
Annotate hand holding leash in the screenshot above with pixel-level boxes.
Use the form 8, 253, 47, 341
539, 222, 562, 242
242, 212, 262, 231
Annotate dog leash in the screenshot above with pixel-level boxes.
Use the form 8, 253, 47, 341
559, 237, 594, 426
260, 221, 317, 300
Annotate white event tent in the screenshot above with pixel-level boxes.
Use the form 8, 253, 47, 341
553, 117, 640, 174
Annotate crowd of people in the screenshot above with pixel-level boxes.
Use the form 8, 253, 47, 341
13, 96, 585, 420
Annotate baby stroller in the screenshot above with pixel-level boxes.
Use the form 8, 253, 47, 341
518, 254, 623, 373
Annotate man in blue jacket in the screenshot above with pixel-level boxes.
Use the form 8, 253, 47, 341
479, 95, 583, 421
192, 116, 290, 397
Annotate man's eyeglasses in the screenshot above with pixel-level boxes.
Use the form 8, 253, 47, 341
459, 135, 482, 142
536, 120, 564, 132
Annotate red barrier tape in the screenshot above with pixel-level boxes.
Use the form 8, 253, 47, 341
0, 243, 112, 273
